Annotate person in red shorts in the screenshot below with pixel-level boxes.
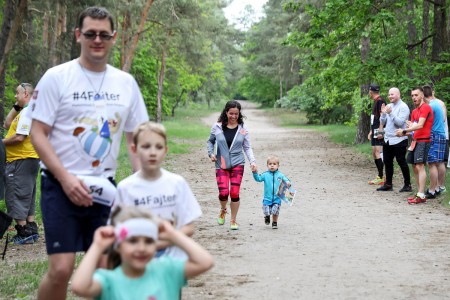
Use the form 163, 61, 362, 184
396, 87, 433, 204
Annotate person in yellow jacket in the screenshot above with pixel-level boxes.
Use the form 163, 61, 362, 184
2, 83, 40, 244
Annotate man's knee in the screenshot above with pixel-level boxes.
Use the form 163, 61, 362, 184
47, 254, 75, 283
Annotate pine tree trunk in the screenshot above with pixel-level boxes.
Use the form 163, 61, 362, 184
0, 0, 19, 134
421, 0, 430, 59
432, 0, 448, 62
406, 0, 417, 78
121, 0, 155, 72
156, 46, 167, 123
355, 35, 371, 144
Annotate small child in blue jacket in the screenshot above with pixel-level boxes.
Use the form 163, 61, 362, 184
252, 155, 291, 229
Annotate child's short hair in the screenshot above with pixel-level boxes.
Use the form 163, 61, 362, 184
133, 121, 167, 145
108, 205, 158, 268
267, 155, 280, 164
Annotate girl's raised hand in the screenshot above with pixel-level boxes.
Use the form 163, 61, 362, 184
157, 220, 177, 242
93, 226, 116, 250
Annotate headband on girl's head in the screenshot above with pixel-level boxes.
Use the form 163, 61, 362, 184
114, 218, 158, 248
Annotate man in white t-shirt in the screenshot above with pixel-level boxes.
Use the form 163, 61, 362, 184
29, 7, 148, 300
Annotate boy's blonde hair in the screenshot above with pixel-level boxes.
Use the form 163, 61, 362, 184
133, 121, 167, 145
108, 205, 158, 268
266, 155, 280, 165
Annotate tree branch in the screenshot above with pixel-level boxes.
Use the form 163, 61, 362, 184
424, 0, 443, 6
406, 33, 435, 50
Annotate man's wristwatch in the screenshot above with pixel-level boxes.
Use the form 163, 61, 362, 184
13, 104, 23, 112
402, 130, 407, 135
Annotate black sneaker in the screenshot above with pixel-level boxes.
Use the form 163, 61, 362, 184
26, 222, 39, 242
272, 222, 278, 229
399, 185, 412, 192
377, 184, 393, 191
10, 234, 34, 245
425, 190, 436, 199
264, 216, 270, 225
10, 225, 34, 245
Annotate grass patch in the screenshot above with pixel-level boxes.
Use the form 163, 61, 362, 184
0, 260, 48, 298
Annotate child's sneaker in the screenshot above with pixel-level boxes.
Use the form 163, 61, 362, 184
217, 208, 227, 225
408, 195, 426, 204
437, 186, 446, 195
264, 216, 270, 225
272, 222, 278, 229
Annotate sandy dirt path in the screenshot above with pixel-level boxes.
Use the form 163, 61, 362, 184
177, 101, 450, 300
2, 101, 449, 300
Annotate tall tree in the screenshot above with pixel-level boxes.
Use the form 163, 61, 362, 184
120, 0, 155, 72
0, 0, 23, 131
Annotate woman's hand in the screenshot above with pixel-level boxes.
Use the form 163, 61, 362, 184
210, 154, 217, 162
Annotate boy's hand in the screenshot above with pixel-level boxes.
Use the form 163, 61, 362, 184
286, 181, 291, 188
251, 163, 257, 173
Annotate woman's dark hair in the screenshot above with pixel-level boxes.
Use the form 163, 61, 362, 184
218, 100, 245, 128
78, 7, 114, 31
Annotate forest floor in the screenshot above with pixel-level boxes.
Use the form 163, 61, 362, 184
2, 101, 450, 299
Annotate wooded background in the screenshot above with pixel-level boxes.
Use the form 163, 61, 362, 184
0, 0, 448, 144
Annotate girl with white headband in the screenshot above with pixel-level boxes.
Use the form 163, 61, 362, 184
71, 206, 214, 299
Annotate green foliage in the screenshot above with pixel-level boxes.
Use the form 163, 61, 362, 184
237, 75, 278, 106
237, 0, 302, 105
263, 0, 450, 126
124, 46, 159, 117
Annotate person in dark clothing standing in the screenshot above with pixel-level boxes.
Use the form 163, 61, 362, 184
367, 84, 386, 185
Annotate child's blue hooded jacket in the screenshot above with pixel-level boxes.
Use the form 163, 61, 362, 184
253, 170, 290, 206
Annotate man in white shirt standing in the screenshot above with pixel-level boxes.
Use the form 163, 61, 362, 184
376, 87, 411, 192
29, 7, 148, 300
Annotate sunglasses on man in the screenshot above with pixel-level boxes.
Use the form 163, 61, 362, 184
80, 30, 115, 41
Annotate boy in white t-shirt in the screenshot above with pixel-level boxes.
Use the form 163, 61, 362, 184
114, 121, 202, 259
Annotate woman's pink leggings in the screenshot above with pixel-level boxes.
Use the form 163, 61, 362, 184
215, 165, 244, 202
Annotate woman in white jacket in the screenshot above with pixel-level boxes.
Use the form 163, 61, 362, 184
207, 101, 256, 230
